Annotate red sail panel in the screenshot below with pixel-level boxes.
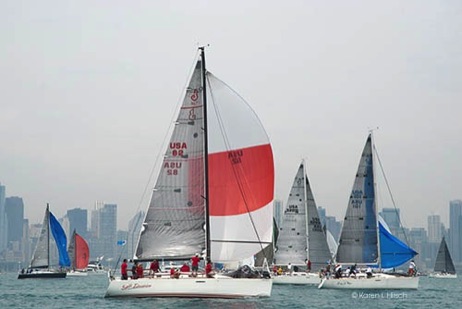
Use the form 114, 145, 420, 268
208, 144, 274, 216
74, 233, 90, 269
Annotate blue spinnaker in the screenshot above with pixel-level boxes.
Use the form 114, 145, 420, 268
379, 222, 417, 268
50, 212, 71, 267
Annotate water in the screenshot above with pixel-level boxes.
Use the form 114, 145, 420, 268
1, 273, 460, 308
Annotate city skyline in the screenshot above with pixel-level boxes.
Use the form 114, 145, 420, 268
1, 181, 459, 231
2, 182, 462, 272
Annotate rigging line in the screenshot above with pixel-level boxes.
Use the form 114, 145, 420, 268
207, 73, 270, 260
373, 144, 412, 247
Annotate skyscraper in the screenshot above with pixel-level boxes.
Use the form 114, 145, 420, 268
449, 200, 462, 263
273, 199, 283, 229
427, 215, 441, 243
379, 208, 400, 231
98, 203, 117, 260
5, 196, 24, 245
67, 208, 88, 238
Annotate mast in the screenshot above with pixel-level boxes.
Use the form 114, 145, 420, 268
199, 46, 211, 261
303, 160, 310, 262
371, 132, 381, 269
73, 230, 76, 269
46, 203, 50, 270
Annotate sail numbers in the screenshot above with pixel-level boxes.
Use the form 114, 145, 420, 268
165, 142, 187, 175
351, 189, 363, 208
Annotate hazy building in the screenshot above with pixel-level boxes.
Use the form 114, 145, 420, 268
273, 199, 283, 229
66, 208, 88, 238
318, 206, 326, 227
427, 215, 442, 243
408, 227, 428, 269
90, 203, 117, 261
449, 200, 462, 263
325, 216, 341, 243
380, 208, 400, 231
380, 207, 407, 242
5, 197, 24, 245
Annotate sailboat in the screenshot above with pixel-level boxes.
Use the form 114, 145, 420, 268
18, 204, 70, 279
67, 230, 90, 277
105, 47, 275, 298
429, 237, 457, 279
273, 160, 332, 285
319, 133, 419, 289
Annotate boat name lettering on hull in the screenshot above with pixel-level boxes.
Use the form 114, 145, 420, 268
121, 283, 152, 290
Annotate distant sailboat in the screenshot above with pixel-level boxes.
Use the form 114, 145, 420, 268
429, 237, 457, 279
273, 160, 332, 285
105, 47, 274, 298
67, 230, 90, 277
319, 133, 419, 289
18, 204, 69, 279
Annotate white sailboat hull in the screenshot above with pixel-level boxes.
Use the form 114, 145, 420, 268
67, 270, 88, 277
273, 272, 321, 285
318, 274, 419, 290
105, 274, 272, 298
428, 273, 457, 279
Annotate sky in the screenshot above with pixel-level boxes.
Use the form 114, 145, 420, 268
1, 0, 461, 231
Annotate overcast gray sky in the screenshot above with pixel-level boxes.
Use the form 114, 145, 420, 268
1, 0, 461, 231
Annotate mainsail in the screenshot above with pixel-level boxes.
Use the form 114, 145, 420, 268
30, 207, 51, 268
136, 49, 274, 264
136, 59, 206, 260
336, 136, 378, 264
434, 237, 456, 274
274, 161, 331, 271
30, 205, 70, 269
336, 134, 416, 268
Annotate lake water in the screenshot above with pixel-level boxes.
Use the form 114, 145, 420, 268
0, 272, 460, 308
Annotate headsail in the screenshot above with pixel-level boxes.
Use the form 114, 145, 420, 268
379, 222, 417, 268
304, 162, 333, 271
434, 237, 456, 274
336, 135, 378, 264
68, 231, 90, 270
207, 73, 274, 263
50, 211, 71, 268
